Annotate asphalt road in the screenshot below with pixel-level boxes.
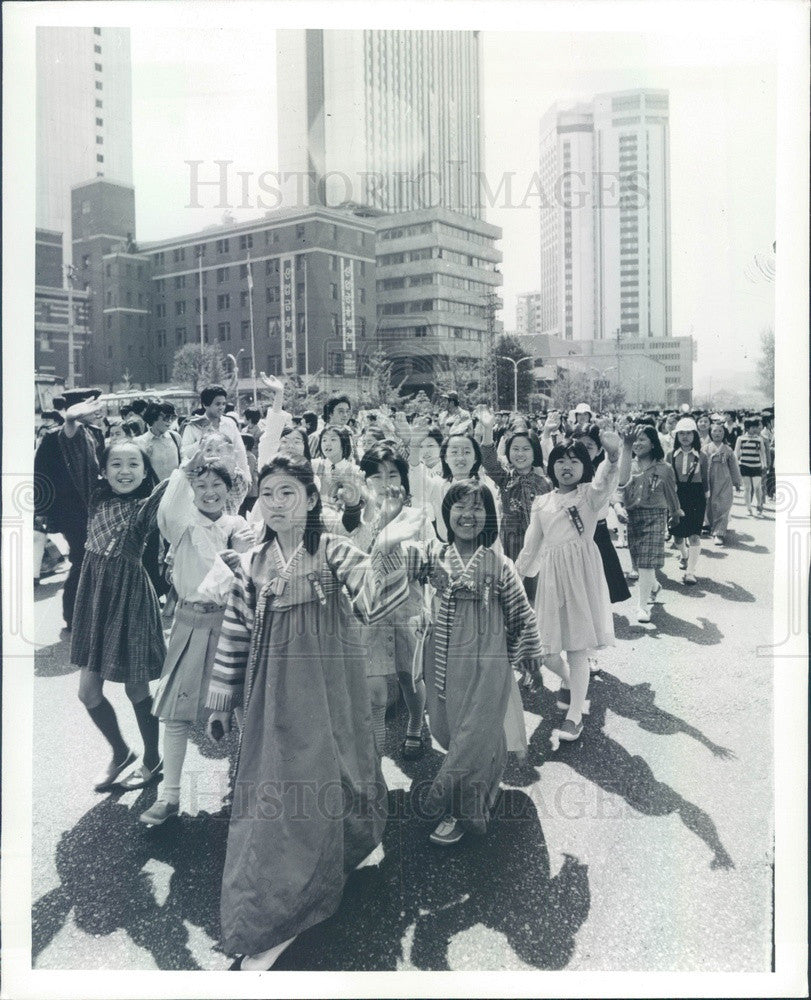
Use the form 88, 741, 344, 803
30, 493, 774, 972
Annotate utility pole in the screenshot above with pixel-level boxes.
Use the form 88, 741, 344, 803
196, 246, 205, 350
246, 252, 258, 405
64, 264, 76, 388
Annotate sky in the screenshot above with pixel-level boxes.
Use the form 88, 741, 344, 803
130, 21, 778, 391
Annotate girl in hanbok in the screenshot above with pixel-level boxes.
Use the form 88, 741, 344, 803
205, 455, 423, 971
418, 481, 542, 846
703, 422, 742, 545
515, 431, 622, 745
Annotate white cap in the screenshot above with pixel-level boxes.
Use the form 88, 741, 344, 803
674, 417, 698, 434
574, 402, 592, 415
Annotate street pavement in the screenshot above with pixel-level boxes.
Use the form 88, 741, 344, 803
30, 493, 774, 972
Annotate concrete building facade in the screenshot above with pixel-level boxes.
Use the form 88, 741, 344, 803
374, 207, 502, 390
36, 26, 132, 264
537, 89, 672, 343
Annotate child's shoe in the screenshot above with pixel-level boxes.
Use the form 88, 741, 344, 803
139, 799, 179, 826
429, 817, 464, 846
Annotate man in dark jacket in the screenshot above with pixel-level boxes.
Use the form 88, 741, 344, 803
34, 389, 104, 629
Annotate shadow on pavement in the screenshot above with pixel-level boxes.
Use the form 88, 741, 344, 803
505, 680, 735, 871
278, 707, 590, 971
614, 611, 723, 645
32, 793, 230, 970
35, 638, 80, 678
656, 577, 755, 603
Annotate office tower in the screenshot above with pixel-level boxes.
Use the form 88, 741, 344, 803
538, 89, 671, 342
36, 26, 133, 264
516, 291, 543, 336
277, 30, 484, 218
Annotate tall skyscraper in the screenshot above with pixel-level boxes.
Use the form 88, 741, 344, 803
36, 26, 133, 265
538, 89, 672, 342
277, 30, 484, 219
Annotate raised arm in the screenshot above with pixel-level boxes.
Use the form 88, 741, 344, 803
157, 466, 199, 546
586, 430, 621, 510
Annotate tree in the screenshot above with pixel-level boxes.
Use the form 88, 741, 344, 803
493, 336, 534, 411
757, 327, 774, 401
433, 355, 489, 409
361, 346, 406, 408
171, 344, 227, 394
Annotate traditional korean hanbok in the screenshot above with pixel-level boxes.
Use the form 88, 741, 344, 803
205, 534, 408, 957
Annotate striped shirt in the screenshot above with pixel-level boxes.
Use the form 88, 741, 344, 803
205, 534, 407, 712
736, 435, 765, 469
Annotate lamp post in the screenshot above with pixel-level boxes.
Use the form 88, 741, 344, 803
496, 355, 532, 412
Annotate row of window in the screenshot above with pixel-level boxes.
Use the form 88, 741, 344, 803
153, 225, 372, 266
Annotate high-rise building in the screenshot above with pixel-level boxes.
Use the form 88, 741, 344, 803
277, 30, 484, 219
36, 26, 133, 264
538, 89, 671, 342
516, 291, 543, 337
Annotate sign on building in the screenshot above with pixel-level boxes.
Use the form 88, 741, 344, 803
280, 255, 297, 373
340, 256, 355, 352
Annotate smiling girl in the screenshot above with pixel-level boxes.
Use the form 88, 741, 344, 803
138, 451, 255, 826
205, 455, 423, 971
418, 481, 542, 845
515, 430, 622, 744
71, 441, 170, 792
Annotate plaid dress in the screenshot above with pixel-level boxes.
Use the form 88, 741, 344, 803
70, 481, 169, 682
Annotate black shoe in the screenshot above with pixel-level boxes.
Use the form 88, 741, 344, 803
228, 957, 244, 971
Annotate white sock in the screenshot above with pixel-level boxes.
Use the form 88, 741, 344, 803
160, 719, 190, 806
687, 543, 701, 573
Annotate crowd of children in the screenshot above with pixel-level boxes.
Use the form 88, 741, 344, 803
34, 383, 774, 970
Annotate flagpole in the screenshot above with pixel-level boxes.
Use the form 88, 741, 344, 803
246, 252, 258, 406
197, 246, 205, 350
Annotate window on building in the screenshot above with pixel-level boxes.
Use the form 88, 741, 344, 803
175, 327, 185, 345
94, 26, 101, 34
239, 356, 251, 377
329, 255, 337, 272
217, 293, 230, 310
273, 231, 280, 244
95, 99, 103, 108
331, 225, 338, 241
216, 239, 229, 253
358, 317, 366, 338
174, 300, 185, 315
195, 296, 207, 313
239, 263, 248, 279
240, 290, 249, 308
296, 223, 305, 239
95, 117, 103, 127
96, 154, 104, 163
95, 81, 103, 90
266, 287, 275, 304
331, 283, 338, 300
108, 345, 113, 358
241, 320, 249, 340
95, 62, 102, 71
359, 261, 365, 276
239, 234, 253, 250
217, 267, 228, 283
94, 43, 102, 53
174, 275, 186, 289
218, 322, 231, 341
360, 288, 366, 305
296, 282, 304, 298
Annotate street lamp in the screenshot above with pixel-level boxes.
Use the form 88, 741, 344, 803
496, 355, 532, 412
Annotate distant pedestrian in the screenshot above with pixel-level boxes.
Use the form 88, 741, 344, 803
669, 418, 709, 585
703, 423, 742, 545
735, 417, 768, 516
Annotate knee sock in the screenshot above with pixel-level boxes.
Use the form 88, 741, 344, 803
371, 704, 387, 755
687, 542, 701, 574
132, 695, 160, 769
399, 675, 426, 737
638, 568, 656, 607
86, 698, 130, 763
565, 650, 590, 726
160, 720, 190, 805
